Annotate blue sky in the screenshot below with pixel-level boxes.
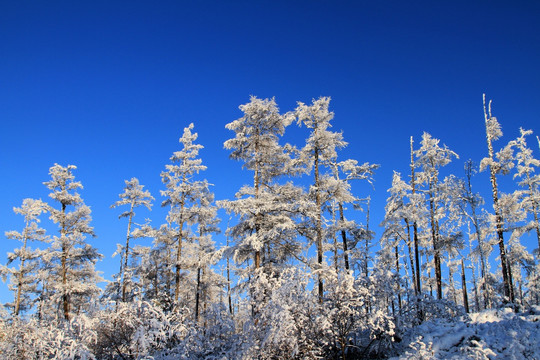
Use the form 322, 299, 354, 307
1, 1, 539, 304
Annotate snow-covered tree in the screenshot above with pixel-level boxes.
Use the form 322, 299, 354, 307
43, 164, 102, 321
330, 159, 378, 274
138, 224, 176, 309
456, 160, 493, 309
497, 190, 532, 306
414, 132, 458, 299
161, 123, 210, 306
409, 136, 424, 296
294, 97, 346, 301
189, 183, 223, 324
221, 96, 301, 274
510, 128, 540, 251
480, 95, 517, 303
1, 199, 48, 316
111, 177, 154, 302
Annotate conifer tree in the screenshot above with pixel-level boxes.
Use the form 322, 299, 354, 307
381, 172, 417, 294
139, 224, 176, 309
409, 136, 423, 296
461, 161, 492, 308
331, 159, 378, 273
293, 96, 377, 300
511, 128, 540, 250
43, 164, 102, 321
111, 178, 154, 302
1, 199, 48, 316
190, 182, 222, 323
294, 97, 346, 302
161, 123, 209, 305
480, 95, 516, 303
414, 132, 458, 299
221, 96, 301, 273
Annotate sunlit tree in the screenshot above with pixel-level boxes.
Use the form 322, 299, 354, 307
43, 164, 102, 321
1, 199, 48, 316
111, 177, 154, 302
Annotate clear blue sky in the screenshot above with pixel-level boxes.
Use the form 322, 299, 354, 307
1, 1, 539, 304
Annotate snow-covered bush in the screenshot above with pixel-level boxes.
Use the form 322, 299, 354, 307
90, 300, 190, 359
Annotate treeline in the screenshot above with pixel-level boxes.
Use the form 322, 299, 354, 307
0, 95, 539, 359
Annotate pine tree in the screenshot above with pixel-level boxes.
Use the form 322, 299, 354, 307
111, 177, 154, 302
414, 132, 458, 299
331, 159, 378, 273
221, 96, 300, 273
381, 172, 418, 296
459, 161, 492, 309
191, 183, 222, 323
220, 96, 307, 344
480, 95, 516, 303
139, 224, 176, 309
161, 123, 209, 306
294, 96, 347, 302
1, 199, 48, 316
511, 128, 540, 251
43, 164, 102, 321
410, 136, 423, 296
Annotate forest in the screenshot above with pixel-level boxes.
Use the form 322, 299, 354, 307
1, 95, 539, 359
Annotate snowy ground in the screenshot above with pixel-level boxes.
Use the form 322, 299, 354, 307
390, 306, 540, 359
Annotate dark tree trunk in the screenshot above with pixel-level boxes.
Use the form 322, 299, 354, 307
461, 259, 470, 313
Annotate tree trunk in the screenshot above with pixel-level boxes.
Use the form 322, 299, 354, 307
364, 197, 371, 278
395, 245, 402, 311
484, 100, 514, 303
174, 226, 184, 303
14, 220, 29, 316
315, 147, 324, 303
449, 265, 457, 304
165, 240, 172, 303
414, 223, 421, 294
195, 266, 201, 322
428, 179, 443, 300
226, 236, 233, 316
461, 258, 469, 313
339, 203, 350, 271
465, 161, 490, 308
254, 139, 262, 270
425, 253, 433, 297
174, 195, 186, 304
405, 219, 417, 296
60, 202, 71, 321
122, 203, 134, 302
410, 136, 422, 295
526, 180, 540, 250
471, 261, 480, 312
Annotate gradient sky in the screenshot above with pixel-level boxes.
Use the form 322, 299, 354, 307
1, 1, 539, 304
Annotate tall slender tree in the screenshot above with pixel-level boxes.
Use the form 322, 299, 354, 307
221, 96, 301, 273
446, 161, 492, 308
191, 183, 222, 323
2, 199, 48, 316
330, 159, 378, 273
294, 97, 347, 302
414, 132, 458, 299
111, 178, 154, 302
511, 128, 540, 250
409, 136, 423, 296
293, 97, 378, 301
161, 123, 209, 305
381, 172, 418, 296
480, 95, 516, 303
43, 164, 102, 321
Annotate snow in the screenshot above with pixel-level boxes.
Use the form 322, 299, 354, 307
391, 307, 540, 359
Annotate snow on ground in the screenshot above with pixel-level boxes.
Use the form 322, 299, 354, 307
390, 306, 540, 359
